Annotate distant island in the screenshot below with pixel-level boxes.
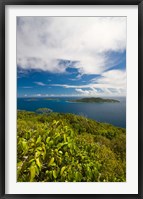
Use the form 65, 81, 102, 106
68, 97, 120, 103
25, 98, 60, 101
44, 98, 60, 101
26, 98, 38, 101
36, 107, 53, 114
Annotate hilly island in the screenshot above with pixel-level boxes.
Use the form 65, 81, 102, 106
68, 97, 120, 103
17, 109, 126, 182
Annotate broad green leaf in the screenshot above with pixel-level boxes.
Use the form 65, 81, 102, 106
48, 157, 54, 166
46, 170, 49, 174
35, 164, 39, 175
35, 151, 41, 158
30, 165, 36, 182
64, 134, 66, 142
53, 170, 57, 179
59, 150, 63, 154
29, 159, 35, 163
22, 140, 28, 151
36, 146, 42, 151
46, 137, 50, 143
36, 158, 42, 169
36, 135, 41, 144
65, 152, 68, 157
60, 166, 66, 176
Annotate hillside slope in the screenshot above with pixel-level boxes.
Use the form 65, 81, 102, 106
17, 110, 126, 182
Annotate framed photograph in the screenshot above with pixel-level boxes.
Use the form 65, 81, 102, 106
0, 0, 143, 198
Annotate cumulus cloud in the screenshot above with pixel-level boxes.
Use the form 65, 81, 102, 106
51, 69, 126, 96
75, 89, 92, 95
17, 17, 126, 75
92, 69, 126, 87
75, 87, 125, 97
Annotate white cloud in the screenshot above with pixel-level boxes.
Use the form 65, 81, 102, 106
51, 69, 126, 96
75, 89, 92, 95
69, 78, 78, 81
17, 17, 126, 75
75, 88, 100, 96
34, 94, 42, 97
92, 69, 126, 87
34, 81, 46, 86
75, 88, 124, 97
32, 93, 79, 97
21, 86, 32, 89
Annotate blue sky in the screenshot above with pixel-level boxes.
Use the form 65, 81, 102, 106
17, 17, 126, 97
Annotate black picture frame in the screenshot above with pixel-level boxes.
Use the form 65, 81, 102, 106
0, 0, 143, 198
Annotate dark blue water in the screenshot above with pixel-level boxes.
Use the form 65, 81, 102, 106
17, 97, 126, 128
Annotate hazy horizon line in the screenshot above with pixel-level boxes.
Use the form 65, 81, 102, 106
17, 95, 126, 98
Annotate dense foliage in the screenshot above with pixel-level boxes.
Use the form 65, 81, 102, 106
17, 110, 126, 182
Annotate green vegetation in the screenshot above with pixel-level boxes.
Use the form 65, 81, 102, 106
17, 110, 126, 182
69, 97, 120, 103
36, 108, 53, 115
